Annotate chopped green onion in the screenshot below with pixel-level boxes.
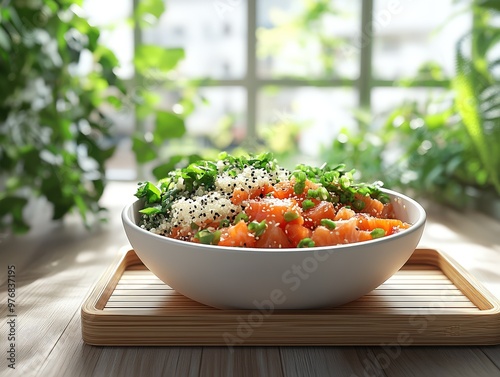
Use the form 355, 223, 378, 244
352, 199, 366, 211
317, 187, 329, 200
248, 220, 267, 237
320, 219, 336, 229
195, 229, 219, 245
292, 170, 307, 194
302, 199, 315, 210
284, 211, 299, 222
339, 175, 351, 188
297, 238, 315, 248
292, 170, 307, 182
370, 228, 386, 239
139, 206, 162, 215
308, 187, 329, 200
190, 222, 200, 230
234, 212, 249, 224
307, 189, 319, 199
212, 230, 221, 244
294, 181, 306, 195
378, 194, 390, 204
219, 219, 230, 228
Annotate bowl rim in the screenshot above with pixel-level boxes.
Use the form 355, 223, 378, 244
122, 187, 426, 254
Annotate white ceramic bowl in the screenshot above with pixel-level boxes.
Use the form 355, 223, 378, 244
122, 188, 426, 310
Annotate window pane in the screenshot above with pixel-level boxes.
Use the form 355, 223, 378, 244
373, 0, 470, 80
372, 87, 448, 118
83, 0, 134, 78
257, 0, 361, 80
258, 87, 357, 161
186, 87, 246, 138
83, 0, 136, 179
142, 0, 246, 79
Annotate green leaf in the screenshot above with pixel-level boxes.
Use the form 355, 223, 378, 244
132, 135, 157, 163
134, 45, 185, 73
453, 45, 500, 193
423, 109, 452, 130
23, 148, 41, 176
0, 28, 11, 51
136, 182, 161, 203
74, 194, 87, 222
92, 179, 105, 199
135, 0, 166, 23
52, 200, 74, 220
136, 91, 161, 120
0, 196, 27, 216
139, 205, 162, 215
0, 7, 11, 22
155, 111, 186, 140
477, 0, 500, 11
152, 155, 183, 180
0, 196, 29, 234
107, 95, 122, 109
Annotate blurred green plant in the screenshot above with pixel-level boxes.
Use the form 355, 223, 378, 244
378, 0, 500, 204
452, 1, 500, 194
146, 110, 304, 181
127, 0, 208, 182
257, 0, 351, 78
0, 0, 124, 233
0, 0, 188, 234
320, 0, 500, 210
319, 112, 388, 184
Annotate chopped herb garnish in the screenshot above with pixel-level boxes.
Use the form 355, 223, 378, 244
135, 152, 399, 248
234, 212, 249, 224
297, 238, 315, 248
352, 199, 366, 211
302, 199, 315, 210
284, 211, 299, 222
219, 219, 231, 228
370, 228, 386, 239
248, 220, 267, 237
320, 219, 336, 229
292, 170, 307, 194
139, 205, 162, 215
195, 229, 220, 245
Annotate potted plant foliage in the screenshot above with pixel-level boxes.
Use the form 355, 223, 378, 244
0, 1, 125, 233
319, 1, 500, 219
379, 1, 500, 218
0, 0, 187, 234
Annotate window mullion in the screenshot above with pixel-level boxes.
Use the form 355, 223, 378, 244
245, 0, 258, 143
359, 0, 374, 112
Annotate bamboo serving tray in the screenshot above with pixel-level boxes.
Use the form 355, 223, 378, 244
81, 248, 500, 346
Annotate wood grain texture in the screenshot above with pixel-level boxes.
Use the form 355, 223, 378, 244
80, 248, 500, 347
279, 347, 376, 377
381, 347, 500, 377
199, 347, 284, 377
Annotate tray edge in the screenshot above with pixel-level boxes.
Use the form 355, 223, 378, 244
81, 248, 500, 346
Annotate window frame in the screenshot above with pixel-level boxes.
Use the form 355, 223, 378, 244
134, 0, 450, 143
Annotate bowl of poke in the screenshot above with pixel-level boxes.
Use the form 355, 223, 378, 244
122, 152, 426, 309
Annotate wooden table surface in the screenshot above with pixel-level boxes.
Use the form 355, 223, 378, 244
1, 182, 500, 377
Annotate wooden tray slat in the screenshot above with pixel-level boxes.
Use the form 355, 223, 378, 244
81, 248, 500, 346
